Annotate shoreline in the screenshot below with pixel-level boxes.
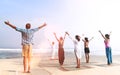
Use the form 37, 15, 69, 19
0, 48, 120, 56
0, 49, 120, 58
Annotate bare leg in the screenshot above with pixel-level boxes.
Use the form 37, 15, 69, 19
87, 54, 89, 63
77, 58, 80, 68
85, 54, 87, 63
85, 53, 89, 63
74, 51, 80, 68
76, 57, 80, 68
27, 56, 31, 73
23, 56, 27, 73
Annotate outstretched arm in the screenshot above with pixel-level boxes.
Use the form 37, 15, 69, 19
98, 30, 106, 40
63, 32, 67, 40
82, 39, 85, 42
89, 37, 94, 41
4, 21, 16, 29
65, 32, 73, 41
38, 22, 47, 29
53, 32, 59, 42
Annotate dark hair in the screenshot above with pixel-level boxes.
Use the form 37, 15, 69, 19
105, 34, 110, 39
85, 37, 88, 42
75, 35, 80, 41
26, 23, 31, 29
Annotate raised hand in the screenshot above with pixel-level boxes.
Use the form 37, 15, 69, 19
43, 22, 47, 26
4, 21, 10, 25
53, 32, 56, 35
98, 30, 101, 33
65, 32, 69, 35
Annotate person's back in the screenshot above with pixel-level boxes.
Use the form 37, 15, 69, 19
53, 32, 67, 67
58, 37, 64, 49
104, 38, 110, 48
16, 27, 39, 45
4, 21, 47, 73
99, 30, 112, 65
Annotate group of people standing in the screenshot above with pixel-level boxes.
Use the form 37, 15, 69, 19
49, 30, 112, 69
4, 20, 112, 73
51, 32, 93, 68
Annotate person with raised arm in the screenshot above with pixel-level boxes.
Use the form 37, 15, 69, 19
66, 32, 82, 68
47, 39, 56, 59
53, 32, 67, 67
4, 21, 47, 73
99, 30, 112, 65
82, 36, 94, 63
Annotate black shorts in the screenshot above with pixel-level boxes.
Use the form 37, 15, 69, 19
84, 47, 90, 53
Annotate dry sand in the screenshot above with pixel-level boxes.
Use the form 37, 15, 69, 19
0, 52, 120, 75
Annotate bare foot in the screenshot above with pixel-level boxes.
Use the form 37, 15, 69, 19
76, 66, 80, 68
27, 71, 31, 73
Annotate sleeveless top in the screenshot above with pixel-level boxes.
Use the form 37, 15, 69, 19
104, 40, 110, 48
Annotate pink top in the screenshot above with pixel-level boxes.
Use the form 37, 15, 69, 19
104, 40, 110, 48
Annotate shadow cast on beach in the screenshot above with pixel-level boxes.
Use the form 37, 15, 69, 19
62, 62, 95, 71
94, 63, 120, 67
22, 52, 120, 73
39, 60, 95, 71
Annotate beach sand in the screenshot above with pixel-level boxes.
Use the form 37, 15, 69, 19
0, 52, 120, 75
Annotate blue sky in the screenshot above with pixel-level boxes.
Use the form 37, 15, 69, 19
0, 0, 120, 52
0, 0, 67, 48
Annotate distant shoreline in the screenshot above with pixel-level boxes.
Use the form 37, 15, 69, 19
0, 48, 120, 59
0, 48, 120, 55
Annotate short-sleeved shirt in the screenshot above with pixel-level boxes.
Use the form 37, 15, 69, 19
15, 27, 39, 45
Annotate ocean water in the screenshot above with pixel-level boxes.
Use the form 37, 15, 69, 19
0, 49, 21, 59
0, 48, 120, 59
64, 48, 120, 56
